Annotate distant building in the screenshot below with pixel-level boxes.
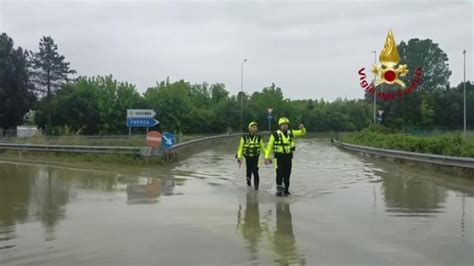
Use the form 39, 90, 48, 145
16, 126, 39, 137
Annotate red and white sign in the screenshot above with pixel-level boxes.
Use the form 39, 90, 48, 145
146, 131, 162, 148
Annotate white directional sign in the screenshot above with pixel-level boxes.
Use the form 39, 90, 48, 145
127, 109, 156, 118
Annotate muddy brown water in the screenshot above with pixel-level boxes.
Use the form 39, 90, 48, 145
0, 138, 473, 265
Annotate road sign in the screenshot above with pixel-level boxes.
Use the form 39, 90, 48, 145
378, 110, 384, 116
127, 118, 159, 127
146, 131, 162, 148
267, 115, 273, 120
127, 109, 156, 118
267, 108, 273, 114
161, 132, 176, 149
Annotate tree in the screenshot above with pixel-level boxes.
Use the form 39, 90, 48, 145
419, 99, 435, 128
144, 80, 193, 133
248, 83, 286, 130
95, 76, 146, 134
398, 39, 451, 91
30, 36, 76, 133
34, 80, 101, 134
368, 38, 453, 131
0, 33, 36, 131
34, 75, 145, 135
211, 83, 229, 104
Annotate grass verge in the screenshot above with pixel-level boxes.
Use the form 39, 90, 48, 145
341, 126, 474, 157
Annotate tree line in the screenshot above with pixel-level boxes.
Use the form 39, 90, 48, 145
0, 32, 472, 135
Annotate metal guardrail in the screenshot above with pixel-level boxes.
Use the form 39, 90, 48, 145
0, 135, 139, 142
0, 133, 247, 157
0, 143, 141, 155
170, 133, 243, 152
333, 139, 474, 169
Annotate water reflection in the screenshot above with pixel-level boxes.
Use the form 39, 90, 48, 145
0, 162, 183, 243
237, 192, 305, 265
125, 176, 178, 204
80, 172, 121, 191
236, 191, 265, 262
0, 164, 32, 233
0, 164, 70, 242
126, 178, 161, 204
273, 201, 306, 266
0, 163, 169, 245
380, 171, 447, 216
35, 168, 69, 241
161, 178, 176, 196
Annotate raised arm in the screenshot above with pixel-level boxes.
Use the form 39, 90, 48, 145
292, 124, 306, 138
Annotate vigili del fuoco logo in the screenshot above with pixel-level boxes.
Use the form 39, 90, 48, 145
358, 30, 423, 101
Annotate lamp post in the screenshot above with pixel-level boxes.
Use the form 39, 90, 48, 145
240, 59, 247, 132
371, 51, 377, 124
463, 50, 467, 137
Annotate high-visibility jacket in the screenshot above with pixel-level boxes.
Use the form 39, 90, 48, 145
264, 128, 306, 159
237, 133, 265, 159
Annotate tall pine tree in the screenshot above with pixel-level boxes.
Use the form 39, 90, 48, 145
30, 36, 75, 133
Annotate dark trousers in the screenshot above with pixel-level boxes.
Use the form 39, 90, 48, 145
245, 156, 260, 189
276, 154, 292, 193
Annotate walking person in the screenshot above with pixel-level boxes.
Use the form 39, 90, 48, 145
236, 121, 266, 190
264, 117, 306, 196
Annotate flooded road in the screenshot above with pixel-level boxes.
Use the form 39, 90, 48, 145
1, 138, 473, 265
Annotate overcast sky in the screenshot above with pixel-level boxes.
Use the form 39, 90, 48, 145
1, 0, 473, 100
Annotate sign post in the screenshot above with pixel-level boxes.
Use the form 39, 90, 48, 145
126, 109, 159, 137
127, 109, 157, 118
377, 110, 384, 124
126, 118, 159, 127
146, 131, 162, 148
161, 132, 176, 150
267, 108, 273, 132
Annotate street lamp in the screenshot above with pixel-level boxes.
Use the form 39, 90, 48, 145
371, 51, 377, 124
241, 58, 247, 132
463, 50, 467, 137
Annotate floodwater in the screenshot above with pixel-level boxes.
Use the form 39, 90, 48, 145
0, 138, 473, 265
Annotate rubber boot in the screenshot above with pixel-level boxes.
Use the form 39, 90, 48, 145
275, 185, 284, 197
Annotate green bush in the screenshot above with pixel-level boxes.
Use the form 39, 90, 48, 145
342, 127, 474, 157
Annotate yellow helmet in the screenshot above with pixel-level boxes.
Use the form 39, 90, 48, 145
248, 121, 258, 130
278, 117, 290, 125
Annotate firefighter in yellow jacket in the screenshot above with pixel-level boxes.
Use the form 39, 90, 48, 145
237, 121, 266, 190
265, 117, 306, 196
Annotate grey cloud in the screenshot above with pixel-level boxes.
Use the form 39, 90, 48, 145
1, 0, 472, 100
